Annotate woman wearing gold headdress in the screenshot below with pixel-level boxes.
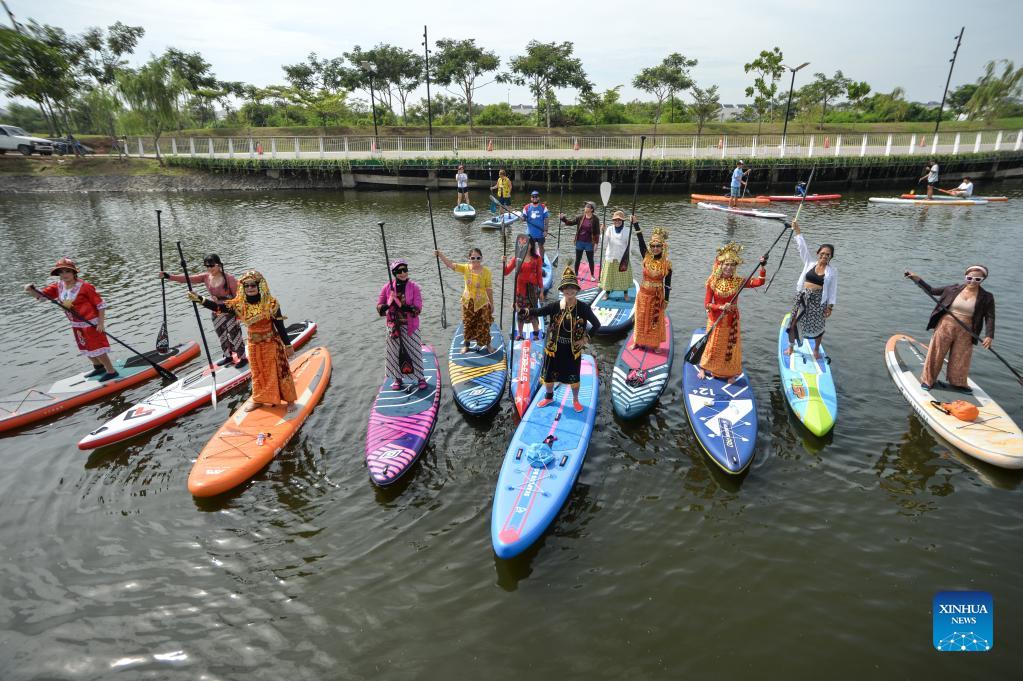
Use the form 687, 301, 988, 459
630, 225, 672, 351
697, 244, 767, 383
527, 266, 602, 412
187, 270, 297, 411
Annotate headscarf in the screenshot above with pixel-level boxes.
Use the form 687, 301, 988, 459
226, 270, 282, 325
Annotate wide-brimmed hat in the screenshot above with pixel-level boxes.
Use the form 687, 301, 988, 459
558, 264, 580, 291
390, 259, 409, 273
612, 210, 626, 221
50, 257, 78, 276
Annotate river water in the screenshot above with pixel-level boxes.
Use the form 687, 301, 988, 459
1, 185, 1022, 679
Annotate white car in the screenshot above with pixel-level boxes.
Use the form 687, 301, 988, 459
0, 125, 54, 155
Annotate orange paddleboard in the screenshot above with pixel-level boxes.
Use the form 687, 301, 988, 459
187, 346, 332, 497
690, 193, 770, 205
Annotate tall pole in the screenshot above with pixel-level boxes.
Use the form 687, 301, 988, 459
362, 62, 379, 146
781, 62, 809, 141
935, 27, 965, 136
423, 25, 433, 138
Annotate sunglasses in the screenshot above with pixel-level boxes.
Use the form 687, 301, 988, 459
650, 244, 663, 248
469, 256, 482, 261
56, 268, 74, 274
818, 252, 833, 259
393, 267, 408, 274
965, 275, 985, 282
243, 283, 259, 288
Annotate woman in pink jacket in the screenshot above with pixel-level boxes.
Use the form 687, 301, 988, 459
377, 259, 427, 391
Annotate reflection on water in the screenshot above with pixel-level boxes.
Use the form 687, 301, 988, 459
1, 186, 1023, 678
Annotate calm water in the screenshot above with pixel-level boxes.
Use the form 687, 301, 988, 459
1, 185, 1022, 679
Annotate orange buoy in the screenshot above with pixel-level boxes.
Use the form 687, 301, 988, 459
487, 139, 494, 152
919, 136, 926, 147
824, 136, 830, 149
573, 138, 580, 151
717, 136, 723, 149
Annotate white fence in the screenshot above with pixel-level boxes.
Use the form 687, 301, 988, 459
131, 130, 1023, 162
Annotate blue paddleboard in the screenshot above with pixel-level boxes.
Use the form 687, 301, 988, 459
589, 280, 638, 334
491, 355, 599, 558
682, 329, 758, 474
448, 322, 506, 414
777, 313, 837, 436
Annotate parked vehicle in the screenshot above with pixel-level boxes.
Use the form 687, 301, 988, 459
0, 125, 54, 155
49, 137, 93, 155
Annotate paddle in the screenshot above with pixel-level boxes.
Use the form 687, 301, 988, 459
500, 216, 507, 328
765, 164, 817, 292
905, 275, 1023, 387
29, 286, 178, 382
425, 189, 448, 329
507, 233, 529, 400
488, 164, 497, 214
619, 135, 646, 272
176, 242, 219, 408
556, 174, 565, 255
155, 210, 169, 353
684, 224, 790, 366
598, 181, 612, 276
740, 168, 753, 199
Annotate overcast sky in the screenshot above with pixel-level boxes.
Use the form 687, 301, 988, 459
5, 0, 1023, 109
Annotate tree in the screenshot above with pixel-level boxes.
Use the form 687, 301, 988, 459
432, 38, 498, 130
117, 54, 182, 161
579, 86, 630, 125
689, 84, 721, 136
947, 83, 977, 117
845, 80, 871, 111
506, 41, 591, 130
475, 102, 530, 126
806, 70, 850, 129
965, 60, 1023, 122
744, 47, 784, 132
633, 53, 697, 132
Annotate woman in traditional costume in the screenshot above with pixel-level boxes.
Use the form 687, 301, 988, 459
24, 257, 118, 381
630, 225, 672, 351
436, 247, 496, 353
598, 211, 635, 301
528, 266, 602, 412
376, 259, 427, 391
187, 270, 296, 411
161, 253, 246, 367
697, 243, 767, 384
502, 238, 545, 341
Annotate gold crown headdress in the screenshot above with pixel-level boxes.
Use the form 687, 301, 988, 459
715, 242, 744, 266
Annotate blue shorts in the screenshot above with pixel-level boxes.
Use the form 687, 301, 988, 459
498, 197, 511, 206
458, 186, 468, 192
730, 185, 741, 197
575, 241, 594, 252
529, 234, 546, 245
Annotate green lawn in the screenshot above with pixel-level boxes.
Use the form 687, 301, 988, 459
0, 156, 196, 177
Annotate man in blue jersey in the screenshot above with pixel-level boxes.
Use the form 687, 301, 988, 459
522, 190, 549, 260
729, 160, 748, 208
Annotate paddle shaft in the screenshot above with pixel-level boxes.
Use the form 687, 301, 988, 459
30, 286, 177, 381
508, 234, 530, 400
500, 219, 506, 327
907, 277, 1023, 386
425, 189, 448, 328
620, 136, 646, 272
156, 210, 169, 351
766, 165, 817, 292
557, 174, 565, 254
176, 242, 219, 405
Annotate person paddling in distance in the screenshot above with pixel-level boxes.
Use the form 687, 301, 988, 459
160, 254, 246, 368
186, 270, 296, 411
599, 211, 636, 302
697, 244, 768, 384
784, 219, 837, 361
630, 224, 672, 352
728, 160, 748, 208
904, 266, 995, 392
24, 257, 119, 381
455, 164, 469, 207
559, 201, 601, 280
522, 190, 550, 261
942, 176, 974, 198
527, 266, 602, 412
435, 247, 496, 354
918, 159, 939, 199
502, 237, 544, 341
377, 259, 428, 392
491, 168, 512, 212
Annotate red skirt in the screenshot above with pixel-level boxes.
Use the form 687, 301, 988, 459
72, 323, 111, 358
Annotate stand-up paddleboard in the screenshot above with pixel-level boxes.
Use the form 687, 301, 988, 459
899, 193, 1007, 202
575, 260, 601, 302
690, 193, 770, 205
697, 202, 787, 220
885, 334, 1023, 469
777, 314, 837, 436
187, 346, 332, 497
453, 203, 477, 219
589, 280, 638, 335
541, 254, 556, 292
1, 341, 200, 434
492, 355, 598, 559
365, 346, 441, 485
481, 213, 519, 229
509, 317, 546, 418
682, 329, 758, 474
868, 197, 987, 206
762, 194, 842, 202
612, 313, 673, 419
449, 322, 506, 414
78, 322, 317, 449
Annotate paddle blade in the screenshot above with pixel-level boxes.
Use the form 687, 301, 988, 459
684, 334, 708, 365
600, 181, 612, 207
619, 252, 630, 272
211, 371, 218, 409
156, 323, 169, 353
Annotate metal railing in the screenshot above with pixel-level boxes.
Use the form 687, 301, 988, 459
132, 129, 1023, 162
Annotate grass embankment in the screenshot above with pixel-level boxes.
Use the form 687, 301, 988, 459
0, 156, 197, 177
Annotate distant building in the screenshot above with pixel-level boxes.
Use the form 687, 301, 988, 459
718, 104, 743, 122
510, 104, 536, 117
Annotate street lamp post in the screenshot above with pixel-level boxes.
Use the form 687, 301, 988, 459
361, 61, 379, 148
935, 27, 965, 136
781, 62, 810, 141
422, 25, 433, 138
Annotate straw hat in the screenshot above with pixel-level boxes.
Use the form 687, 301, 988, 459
612, 210, 626, 221
50, 257, 78, 276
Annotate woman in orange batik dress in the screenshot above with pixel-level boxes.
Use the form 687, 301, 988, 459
630, 225, 672, 351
